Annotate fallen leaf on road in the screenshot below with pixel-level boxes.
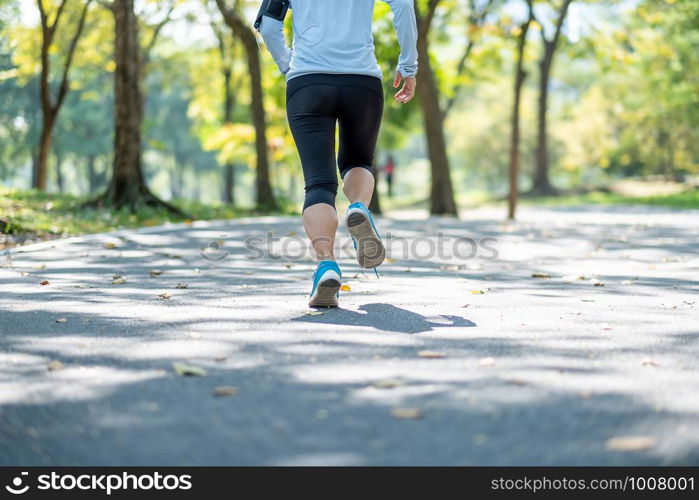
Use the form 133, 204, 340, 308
532, 272, 552, 279
606, 436, 656, 451
471, 289, 488, 295
40, 280, 50, 286
418, 350, 447, 359
340, 284, 351, 291
149, 269, 163, 277
391, 408, 423, 420
157, 293, 172, 300
213, 386, 238, 397
372, 378, 406, 389
104, 242, 118, 249
55, 318, 67, 323
505, 379, 528, 386
47, 360, 64, 371
641, 358, 659, 367
479, 357, 496, 367
175, 283, 189, 289
173, 363, 207, 377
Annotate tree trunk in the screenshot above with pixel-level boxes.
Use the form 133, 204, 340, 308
215, 1, 276, 210
531, 0, 573, 195
222, 65, 236, 204
533, 53, 553, 194
369, 164, 382, 215
35, 115, 54, 190
54, 151, 64, 193
508, 5, 533, 220
416, 27, 457, 216
243, 33, 275, 209
86, 154, 98, 193
94, 0, 180, 214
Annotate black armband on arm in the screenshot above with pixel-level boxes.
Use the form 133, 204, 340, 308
254, 0, 290, 31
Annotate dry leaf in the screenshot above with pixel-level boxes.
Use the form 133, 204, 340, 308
157, 293, 172, 300
340, 284, 351, 291
175, 283, 189, 289
47, 360, 64, 371
391, 407, 423, 419
55, 318, 67, 324
213, 386, 238, 397
506, 379, 528, 386
40, 280, 50, 286
532, 272, 551, 279
418, 350, 447, 359
104, 242, 118, 249
173, 363, 207, 377
149, 269, 163, 277
606, 436, 656, 451
372, 378, 406, 389
471, 289, 487, 295
479, 357, 496, 366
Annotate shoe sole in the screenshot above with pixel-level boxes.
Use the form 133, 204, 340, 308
308, 277, 341, 308
346, 211, 385, 269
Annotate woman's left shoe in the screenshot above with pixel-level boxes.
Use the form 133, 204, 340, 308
345, 202, 386, 269
308, 260, 342, 308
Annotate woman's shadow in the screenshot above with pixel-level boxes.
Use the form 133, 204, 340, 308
293, 303, 476, 334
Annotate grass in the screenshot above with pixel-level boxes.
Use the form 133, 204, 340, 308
521, 189, 699, 210
0, 186, 293, 248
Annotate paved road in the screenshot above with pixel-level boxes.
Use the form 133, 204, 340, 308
1, 205, 698, 465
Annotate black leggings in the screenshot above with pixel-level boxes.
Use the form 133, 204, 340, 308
286, 73, 384, 211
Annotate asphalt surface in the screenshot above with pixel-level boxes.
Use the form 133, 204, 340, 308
1, 205, 698, 466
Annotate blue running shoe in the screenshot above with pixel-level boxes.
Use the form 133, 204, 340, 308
309, 260, 342, 308
345, 202, 385, 269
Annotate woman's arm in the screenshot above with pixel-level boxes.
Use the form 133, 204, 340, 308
382, 0, 419, 78
257, 13, 292, 75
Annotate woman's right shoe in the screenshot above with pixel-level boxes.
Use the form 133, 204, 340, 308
345, 202, 386, 269
308, 260, 342, 308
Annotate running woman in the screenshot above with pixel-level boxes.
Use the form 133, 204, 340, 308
255, 0, 418, 307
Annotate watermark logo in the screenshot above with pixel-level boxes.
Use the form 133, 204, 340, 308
200, 240, 229, 263
200, 231, 499, 263
5, 472, 29, 495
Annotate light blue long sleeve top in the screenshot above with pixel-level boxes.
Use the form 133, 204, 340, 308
257, 0, 418, 81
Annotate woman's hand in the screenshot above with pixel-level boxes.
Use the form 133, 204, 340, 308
393, 71, 416, 104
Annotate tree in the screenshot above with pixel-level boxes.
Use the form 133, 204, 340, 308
508, 0, 534, 220
414, 0, 457, 215
34, 0, 93, 191
211, 18, 238, 204
531, 0, 573, 194
93, 0, 180, 212
214, 0, 276, 210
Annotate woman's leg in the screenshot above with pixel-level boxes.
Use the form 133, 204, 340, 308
337, 80, 384, 205
302, 203, 337, 260
342, 167, 374, 206
286, 82, 340, 261
337, 79, 386, 268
